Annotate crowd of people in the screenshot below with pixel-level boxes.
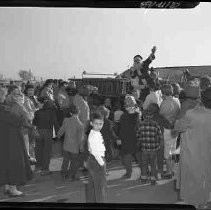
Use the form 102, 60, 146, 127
1, 47, 211, 208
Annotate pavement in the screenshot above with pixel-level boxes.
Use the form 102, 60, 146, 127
0, 157, 210, 209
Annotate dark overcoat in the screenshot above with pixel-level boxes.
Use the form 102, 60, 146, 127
119, 111, 139, 155
0, 103, 33, 186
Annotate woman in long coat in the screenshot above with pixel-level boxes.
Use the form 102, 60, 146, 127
174, 87, 211, 209
0, 88, 33, 196
119, 95, 140, 179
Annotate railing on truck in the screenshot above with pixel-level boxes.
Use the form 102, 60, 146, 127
70, 78, 131, 97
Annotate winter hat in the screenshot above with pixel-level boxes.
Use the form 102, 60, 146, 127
184, 81, 200, 99
124, 95, 137, 108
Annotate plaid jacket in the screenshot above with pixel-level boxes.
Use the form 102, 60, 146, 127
136, 116, 163, 151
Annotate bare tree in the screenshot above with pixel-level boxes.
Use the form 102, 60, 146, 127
18, 69, 33, 81
0, 73, 4, 80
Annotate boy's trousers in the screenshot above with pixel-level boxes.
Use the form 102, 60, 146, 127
141, 150, 158, 179
157, 139, 164, 174
35, 129, 53, 170
61, 151, 79, 177
86, 155, 106, 203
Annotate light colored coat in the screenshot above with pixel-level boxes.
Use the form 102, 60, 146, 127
73, 94, 90, 125
57, 115, 84, 154
174, 106, 211, 206
143, 90, 163, 110
160, 96, 181, 124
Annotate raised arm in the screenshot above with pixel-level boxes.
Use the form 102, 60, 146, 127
142, 46, 157, 70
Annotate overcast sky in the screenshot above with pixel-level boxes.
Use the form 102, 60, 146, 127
0, 3, 211, 80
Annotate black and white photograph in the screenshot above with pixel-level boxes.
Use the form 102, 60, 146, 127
0, 1, 211, 209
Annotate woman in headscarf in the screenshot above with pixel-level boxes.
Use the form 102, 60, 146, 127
174, 87, 211, 209
9, 89, 35, 164
0, 87, 33, 196
118, 95, 141, 179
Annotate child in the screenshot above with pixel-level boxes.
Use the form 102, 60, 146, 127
136, 105, 163, 185
144, 103, 173, 180
86, 112, 106, 203
57, 105, 84, 181
33, 97, 59, 175
97, 105, 119, 162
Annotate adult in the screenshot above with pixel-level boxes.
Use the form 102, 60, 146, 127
174, 87, 211, 209
160, 84, 181, 124
39, 79, 54, 102
119, 95, 140, 178
73, 85, 90, 127
130, 46, 157, 102
5, 85, 22, 106
177, 81, 201, 119
24, 84, 39, 161
56, 81, 71, 126
24, 84, 39, 120
142, 80, 163, 110
103, 97, 114, 121
171, 83, 182, 99
200, 75, 211, 92
0, 87, 32, 196
159, 84, 181, 178
9, 91, 35, 163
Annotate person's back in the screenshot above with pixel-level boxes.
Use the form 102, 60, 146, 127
160, 96, 181, 124
62, 115, 84, 154
148, 103, 173, 133
73, 93, 90, 125
174, 88, 211, 208
142, 81, 162, 110
33, 101, 58, 131
159, 84, 180, 124
137, 115, 162, 151
57, 105, 84, 180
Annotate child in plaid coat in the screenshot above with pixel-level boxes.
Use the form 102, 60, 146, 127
136, 105, 163, 185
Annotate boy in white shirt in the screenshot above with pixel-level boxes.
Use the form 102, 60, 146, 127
86, 112, 106, 203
